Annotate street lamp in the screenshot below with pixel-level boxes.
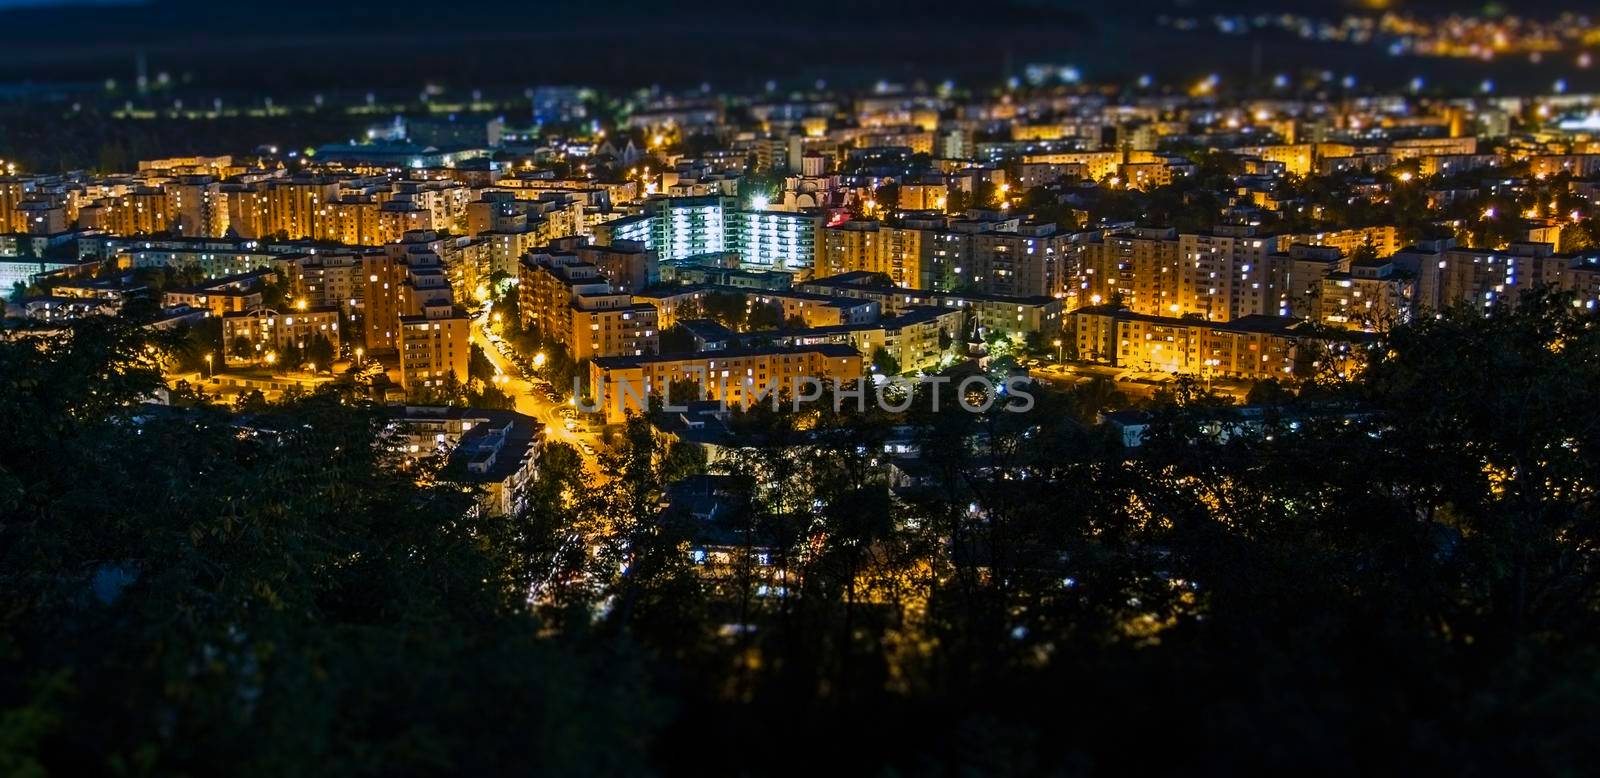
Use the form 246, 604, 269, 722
203, 352, 213, 378
533, 352, 547, 368
354, 346, 364, 364
1053, 338, 1063, 363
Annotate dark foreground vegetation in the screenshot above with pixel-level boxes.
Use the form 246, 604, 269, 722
4, 292, 1600, 775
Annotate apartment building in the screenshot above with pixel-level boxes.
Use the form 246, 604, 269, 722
288, 249, 377, 310
797, 271, 1065, 336
632, 285, 713, 330
746, 287, 880, 328
1071, 305, 1365, 381
1278, 226, 1401, 261
781, 306, 965, 373
1318, 257, 1416, 332
587, 343, 863, 423
387, 406, 541, 517
518, 251, 659, 361
352, 231, 473, 391
1081, 227, 1182, 315
817, 215, 1079, 298
221, 307, 342, 367
1080, 229, 1283, 321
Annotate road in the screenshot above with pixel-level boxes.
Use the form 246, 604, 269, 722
470, 308, 609, 478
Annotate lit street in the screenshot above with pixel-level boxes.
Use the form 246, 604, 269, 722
470, 308, 608, 479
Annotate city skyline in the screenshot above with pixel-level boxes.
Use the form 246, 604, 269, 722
4, 2, 1600, 775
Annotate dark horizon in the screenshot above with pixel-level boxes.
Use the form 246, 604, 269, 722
0, 0, 1594, 94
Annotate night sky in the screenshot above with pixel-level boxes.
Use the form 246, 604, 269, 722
0, 0, 1591, 92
